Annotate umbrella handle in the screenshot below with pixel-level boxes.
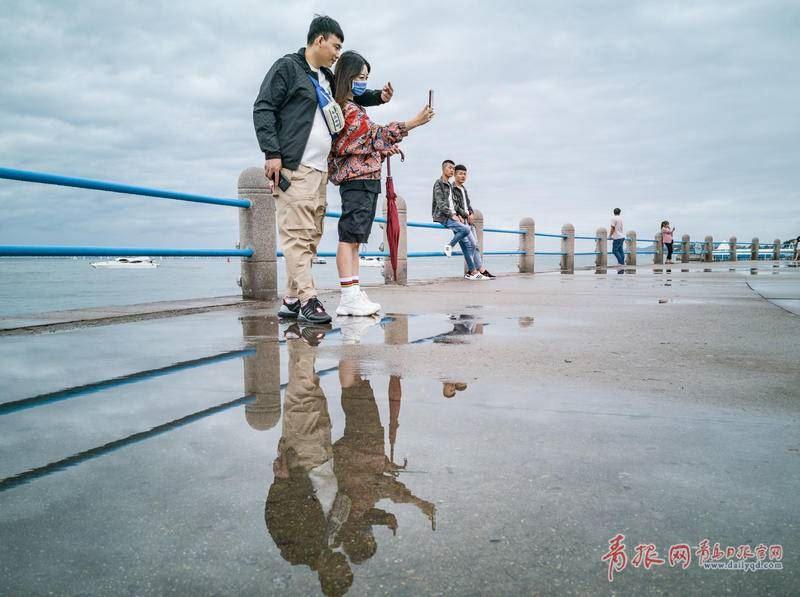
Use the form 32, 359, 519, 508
386, 150, 405, 177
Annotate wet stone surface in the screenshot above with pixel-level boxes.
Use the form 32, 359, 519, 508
1, 265, 799, 595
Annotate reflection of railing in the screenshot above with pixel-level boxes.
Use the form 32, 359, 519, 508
1, 315, 463, 492
1, 166, 790, 296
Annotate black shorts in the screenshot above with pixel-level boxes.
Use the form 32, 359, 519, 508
338, 179, 381, 244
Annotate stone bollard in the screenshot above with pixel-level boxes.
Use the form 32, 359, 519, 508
681, 234, 690, 263
751, 237, 759, 262
729, 236, 738, 262
238, 168, 277, 300
382, 194, 408, 285
560, 223, 575, 274
705, 235, 714, 262
595, 227, 608, 269
773, 238, 781, 261
240, 316, 281, 432
626, 231, 637, 266
519, 217, 535, 273
654, 232, 663, 265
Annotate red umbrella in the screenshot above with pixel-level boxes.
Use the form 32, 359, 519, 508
385, 150, 404, 281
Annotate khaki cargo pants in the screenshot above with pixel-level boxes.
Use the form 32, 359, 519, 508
275, 164, 327, 303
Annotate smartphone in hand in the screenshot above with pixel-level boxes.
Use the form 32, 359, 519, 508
428, 89, 434, 109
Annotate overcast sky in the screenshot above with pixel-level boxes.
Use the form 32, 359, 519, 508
1, 0, 798, 254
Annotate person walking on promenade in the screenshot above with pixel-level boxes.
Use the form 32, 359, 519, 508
253, 15, 392, 324
452, 164, 496, 279
329, 51, 433, 316
661, 220, 676, 264
609, 208, 626, 266
793, 235, 800, 262
432, 161, 485, 279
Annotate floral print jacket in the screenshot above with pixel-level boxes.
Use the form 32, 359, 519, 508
328, 101, 407, 185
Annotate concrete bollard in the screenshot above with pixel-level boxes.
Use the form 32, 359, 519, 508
729, 236, 738, 262
681, 234, 690, 263
382, 195, 408, 285
238, 168, 277, 300
595, 227, 608, 269
705, 235, 714, 262
654, 232, 663, 265
240, 316, 281, 432
773, 238, 781, 261
626, 231, 637, 266
560, 223, 575, 274
519, 217, 535, 273
751, 237, 759, 262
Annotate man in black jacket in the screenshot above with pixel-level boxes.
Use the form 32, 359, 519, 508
253, 15, 392, 324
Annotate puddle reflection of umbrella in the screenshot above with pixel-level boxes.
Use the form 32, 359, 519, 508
388, 374, 402, 463
385, 151, 404, 281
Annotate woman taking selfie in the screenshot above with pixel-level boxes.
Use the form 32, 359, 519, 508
329, 50, 434, 316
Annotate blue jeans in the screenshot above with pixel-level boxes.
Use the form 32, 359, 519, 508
444, 219, 475, 271
612, 238, 625, 265
467, 226, 482, 270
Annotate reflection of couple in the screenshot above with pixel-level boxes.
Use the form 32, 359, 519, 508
266, 337, 434, 596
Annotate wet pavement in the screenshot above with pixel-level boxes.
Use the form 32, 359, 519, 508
1, 261, 799, 595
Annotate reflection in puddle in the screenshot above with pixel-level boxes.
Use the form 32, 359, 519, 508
442, 382, 468, 398
518, 316, 535, 328
433, 314, 485, 344
266, 329, 436, 596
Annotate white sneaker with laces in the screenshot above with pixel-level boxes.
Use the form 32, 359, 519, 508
465, 272, 487, 280
359, 289, 381, 312
336, 288, 380, 316
444, 244, 453, 257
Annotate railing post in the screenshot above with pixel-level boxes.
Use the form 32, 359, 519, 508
773, 238, 781, 261
560, 223, 574, 274
729, 236, 738, 262
518, 217, 535, 273
626, 231, 637, 266
241, 315, 281, 431
383, 195, 407, 285
751, 237, 759, 262
238, 168, 277, 300
654, 232, 663, 264
595, 227, 607, 269
705, 235, 714, 262
681, 234, 690, 264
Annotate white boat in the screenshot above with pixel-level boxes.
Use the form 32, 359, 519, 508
359, 256, 384, 268
312, 256, 327, 265
90, 257, 158, 269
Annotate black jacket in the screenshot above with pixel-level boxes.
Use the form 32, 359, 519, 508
253, 48, 384, 171
452, 185, 473, 219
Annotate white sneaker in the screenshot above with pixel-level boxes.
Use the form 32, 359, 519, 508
337, 315, 381, 343
336, 289, 380, 316
444, 244, 453, 257
464, 272, 487, 280
359, 289, 381, 312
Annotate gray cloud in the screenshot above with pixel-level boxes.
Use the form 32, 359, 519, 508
1, 0, 798, 255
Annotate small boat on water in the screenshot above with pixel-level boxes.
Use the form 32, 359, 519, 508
359, 256, 384, 268
90, 257, 158, 269
312, 256, 327, 265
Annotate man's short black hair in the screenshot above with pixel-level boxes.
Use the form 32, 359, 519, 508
613, 208, 621, 215
454, 164, 467, 173
307, 15, 344, 45
442, 160, 455, 167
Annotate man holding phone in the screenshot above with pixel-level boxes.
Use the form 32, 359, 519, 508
253, 15, 393, 324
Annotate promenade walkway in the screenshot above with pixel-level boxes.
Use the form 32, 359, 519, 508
1, 260, 798, 595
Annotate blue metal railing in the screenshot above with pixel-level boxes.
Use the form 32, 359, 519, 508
1, 246, 253, 258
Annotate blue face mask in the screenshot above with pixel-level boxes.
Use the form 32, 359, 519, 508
351, 80, 368, 96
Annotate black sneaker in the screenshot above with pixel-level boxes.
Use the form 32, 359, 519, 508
299, 297, 332, 324
481, 269, 497, 279
278, 297, 300, 319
